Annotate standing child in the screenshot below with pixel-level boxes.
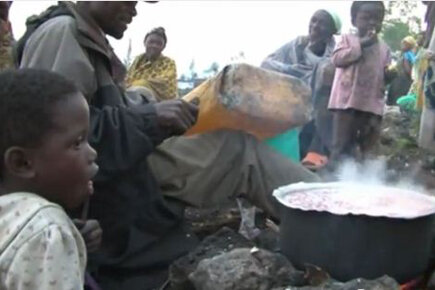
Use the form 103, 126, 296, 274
0, 69, 98, 289
328, 1, 392, 165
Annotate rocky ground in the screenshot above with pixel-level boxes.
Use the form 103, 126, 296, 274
170, 107, 435, 290
167, 226, 405, 290
378, 107, 435, 189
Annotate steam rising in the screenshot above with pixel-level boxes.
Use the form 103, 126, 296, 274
333, 158, 428, 195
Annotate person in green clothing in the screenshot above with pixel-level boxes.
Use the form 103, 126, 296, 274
261, 9, 341, 167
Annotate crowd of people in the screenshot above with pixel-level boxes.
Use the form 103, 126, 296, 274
0, 1, 434, 290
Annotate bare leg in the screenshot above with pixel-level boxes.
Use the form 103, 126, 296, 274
358, 112, 382, 160
329, 110, 358, 167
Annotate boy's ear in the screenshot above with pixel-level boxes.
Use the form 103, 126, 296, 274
3, 147, 36, 179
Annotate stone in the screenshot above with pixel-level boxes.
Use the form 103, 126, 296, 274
168, 227, 254, 290
184, 204, 241, 239
274, 275, 399, 290
189, 248, 305, 290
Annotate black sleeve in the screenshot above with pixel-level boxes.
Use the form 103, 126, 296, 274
89, 103, 167, 181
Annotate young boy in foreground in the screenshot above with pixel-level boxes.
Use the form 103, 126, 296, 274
0, 69, 99, 289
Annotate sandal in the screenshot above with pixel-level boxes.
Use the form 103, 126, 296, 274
301, 152, 328, 170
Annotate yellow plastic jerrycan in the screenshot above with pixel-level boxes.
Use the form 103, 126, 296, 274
182, 63, 312, 140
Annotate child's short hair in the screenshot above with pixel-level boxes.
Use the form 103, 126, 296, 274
351, 1, 385, 25
0, 69, 79, 178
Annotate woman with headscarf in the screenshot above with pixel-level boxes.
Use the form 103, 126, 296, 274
387, 36, 417, 105
261, 9, 341, 170
126, 27, 178, 101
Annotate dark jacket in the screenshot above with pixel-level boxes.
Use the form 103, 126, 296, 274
18, 2, 197, 289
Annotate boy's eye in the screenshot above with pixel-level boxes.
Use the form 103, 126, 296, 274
73, 136, 85, 149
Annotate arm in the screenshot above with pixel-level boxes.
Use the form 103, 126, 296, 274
5, 225, 86, 290
403, 58, 413, 77
0, 20, 14, 70
261, 40, 310, 78
384, 47, 396, 84
331, 35, 363, 68
20, 16, 166, 177
406, 51, 417, 65
402, 51, 416, 77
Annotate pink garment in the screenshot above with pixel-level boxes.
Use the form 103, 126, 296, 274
328, 33, 391, 116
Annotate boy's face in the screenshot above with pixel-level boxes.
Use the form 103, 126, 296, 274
355, 4, 384, 36
31, 93, 98, 209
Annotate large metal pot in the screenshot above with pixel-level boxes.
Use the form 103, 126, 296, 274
273, 182, 435, 283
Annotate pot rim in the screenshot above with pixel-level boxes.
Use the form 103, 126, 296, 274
273, 182, 435, 219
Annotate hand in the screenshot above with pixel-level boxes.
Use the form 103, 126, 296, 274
154, 98, 199, 136
73, 219, 103, 253
322, 61, 336, 85
360, 29, 377, 48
